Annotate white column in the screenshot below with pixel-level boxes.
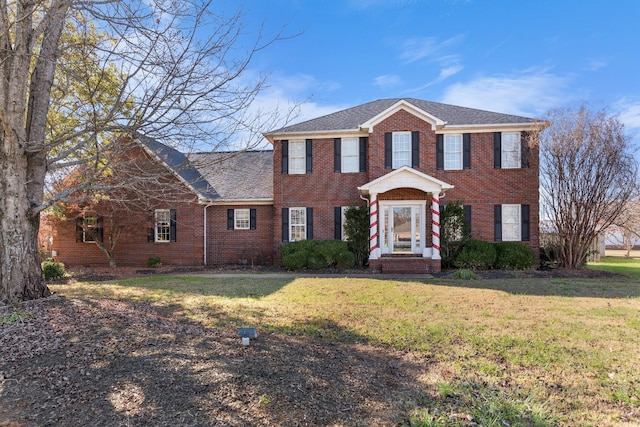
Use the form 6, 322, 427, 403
431, 193, 441, 260
369, 193, 380, 259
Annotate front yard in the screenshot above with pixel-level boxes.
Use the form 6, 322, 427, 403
1, 260, 639, 426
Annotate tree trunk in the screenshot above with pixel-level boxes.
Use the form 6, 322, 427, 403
0, 151, 51, 304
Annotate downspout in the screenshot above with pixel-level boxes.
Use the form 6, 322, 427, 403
203, 202, 215, 266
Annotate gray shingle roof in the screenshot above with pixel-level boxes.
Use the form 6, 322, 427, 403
188, 151, 273, 201
267, 98, 536, 134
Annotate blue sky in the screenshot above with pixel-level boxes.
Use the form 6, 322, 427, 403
217, 0, 640, 145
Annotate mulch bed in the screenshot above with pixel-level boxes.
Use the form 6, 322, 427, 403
0, 266, 626, 426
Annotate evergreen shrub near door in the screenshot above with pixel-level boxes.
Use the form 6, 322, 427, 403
453, 240, 496, 270
282, 240, 355, 270
494, 242, 537, 270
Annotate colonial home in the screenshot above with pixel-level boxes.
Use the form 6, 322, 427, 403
41, 98, 541, 273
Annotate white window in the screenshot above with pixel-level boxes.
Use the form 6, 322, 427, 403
77, 213, 102, 243
341, 138, 359, 173
501, 132, 521, 169
289, 140, 306, 174
235, 209, 250, 230
444, 134, 463, 170
155, 209, 171, 242
340, 206, 348, 240
392, 131, 411, 168
502, 205, 521, 241
290, 207, 306, 241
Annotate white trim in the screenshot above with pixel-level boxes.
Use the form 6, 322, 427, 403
289, 207, 307, 242
444, 134, 463, 170
502, 204, 522, 241
358, 166, 454, 195
437, 122, 543, 133
234, 208, 250, 230
264, 129, 366, 141
360, 100, 446, 132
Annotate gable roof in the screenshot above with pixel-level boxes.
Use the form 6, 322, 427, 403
136, 135, 273, 203
265, 98, 537, 136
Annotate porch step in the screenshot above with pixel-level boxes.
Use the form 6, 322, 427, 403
373, 257, 434, 274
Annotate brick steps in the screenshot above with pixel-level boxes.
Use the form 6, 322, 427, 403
370, 256, 436, 274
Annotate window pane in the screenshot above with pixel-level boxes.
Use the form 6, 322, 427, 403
341, 138, 359, 173
502, 205, 520, 241
444, 134, 462, 170
502, 132, 520, 168
289, 140, 306, 174
392, 132, 411, 168
290, 208, 306, 241
235, 209, 250, 229
155, 209, 171, 242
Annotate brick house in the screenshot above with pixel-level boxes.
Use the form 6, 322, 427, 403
42, 98, 540, 273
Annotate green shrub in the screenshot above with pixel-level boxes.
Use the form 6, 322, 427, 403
449, 269, 478, 280
454, 239, 496, 270
147, 257, 162, 268
282, 239, 356, 270
42, 259, 65, 280
494, 242, 537, 270
539, 242, 560, 269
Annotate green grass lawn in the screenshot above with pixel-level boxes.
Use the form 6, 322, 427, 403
51, 264, 640, 427
588, 255, 640, 279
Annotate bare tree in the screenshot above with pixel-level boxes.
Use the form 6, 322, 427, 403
0, 1, 294, 304
540, 104, 639, 268
606, 200, 640, 257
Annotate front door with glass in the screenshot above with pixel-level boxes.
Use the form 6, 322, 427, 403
380, 202, 425, 255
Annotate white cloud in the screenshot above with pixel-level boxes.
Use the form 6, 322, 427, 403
374, 74, 402, 89
615, 98, 640, 131
440, 69, 573, 117
399, 35, 464, 64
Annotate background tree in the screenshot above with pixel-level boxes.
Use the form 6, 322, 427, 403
605, 200, 640, 257
540, 104, 639, 269
0, 1, 292, 304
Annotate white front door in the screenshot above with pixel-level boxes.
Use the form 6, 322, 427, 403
380, 202, 425, 255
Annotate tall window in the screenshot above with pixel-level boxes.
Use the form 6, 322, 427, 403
289, 140, 306, 174
502, 205, 521, 241
501, 132, 521, 169
392, 132, 411, 168
341, 138, 359, 173
290, 207, 306, 241
76, 213, 103, 243
444, 134, 462, 170
155, 209, 171, 242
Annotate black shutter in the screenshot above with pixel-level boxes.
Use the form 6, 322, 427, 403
436, 134, 444, 170
521, 204, 530, 241
282, 208, 289, 242
281, 140, 289, 174
148, 228, 154, 243
227, 209, 234, 230
334, 138, 341, 172
411, 131, 420, 168
76, 218, 83, 242
521, 132, 530, 168
494, 205, 502, 242
494, 132, 502, 169
464, 205, 472, 237
384, 132, 392, 169
359, 137, 367, 172
169, 209, 177, 242
250, 209, 257, 230
97, 217, 104, 242
334, 207, 342, 240
305, 139, 313, 173
463, 133, 471, 169
306, 207, 313, 240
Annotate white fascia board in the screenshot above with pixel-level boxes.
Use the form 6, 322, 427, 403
439, 122, 548, 133
198, 198, 273, 206
263, 129, 366, 142
360, 100, 446, 132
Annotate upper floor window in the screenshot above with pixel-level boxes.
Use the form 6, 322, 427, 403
289, 140, 306, 174
501, 132, 521, 169
341, 138, 359, 173
444, 134, 463, 170
392, 131, 412, 168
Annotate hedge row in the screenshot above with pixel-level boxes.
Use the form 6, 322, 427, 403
453, 240, 537, 270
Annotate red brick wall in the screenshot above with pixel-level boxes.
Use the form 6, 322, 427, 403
206, 204, 274, 266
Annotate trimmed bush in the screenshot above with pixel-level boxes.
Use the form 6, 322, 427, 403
42, 259, 65, 280
454, 239, 496, 270
449, 269, 478, 280
494, 242, 537, 270
282, 239, 355, 270
147, 257, 162, 268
